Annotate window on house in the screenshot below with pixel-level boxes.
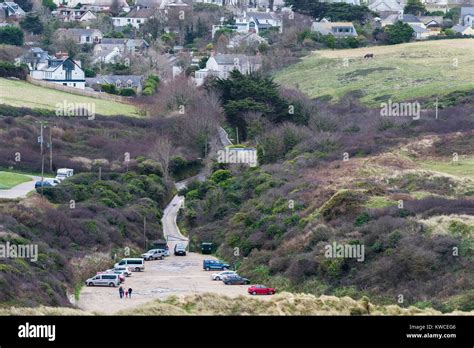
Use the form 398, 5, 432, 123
116, 80, 121, 88
127, 80, 132, 88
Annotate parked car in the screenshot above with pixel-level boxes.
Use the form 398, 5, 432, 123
85, 274, 121, 287
114, 258, 145, 272
211, 270, 237, 281
248, 285, 276, 295
151, 240, 169, 256
174, 243, 186, 256
35, 178, 59, 188
203, 259, 230, 271
113, 266, 132, 277
141, 249, 165, 261
97, 270, 125, 283
223, 275, 250, 285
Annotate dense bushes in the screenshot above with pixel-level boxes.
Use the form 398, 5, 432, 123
0, 26, 24, 46
142, 75, 160, 96
0, 61, 28, 80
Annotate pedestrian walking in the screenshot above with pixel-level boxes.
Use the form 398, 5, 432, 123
128, 288, 133, 298
119, 286, 124, 299
125, 289, 128, 298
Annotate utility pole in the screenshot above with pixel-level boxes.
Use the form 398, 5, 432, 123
143, 215, 147, 250
235, 127, 239, 144
36, 121, 48, 199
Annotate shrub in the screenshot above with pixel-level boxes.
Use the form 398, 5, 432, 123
119, 88, 136, 96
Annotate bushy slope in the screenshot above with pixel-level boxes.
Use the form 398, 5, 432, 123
179, 101, 474, 313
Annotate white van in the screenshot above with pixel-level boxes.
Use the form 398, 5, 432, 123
55, 168, 74, 182
114, 258, 145, 272
85, 274, 121, 287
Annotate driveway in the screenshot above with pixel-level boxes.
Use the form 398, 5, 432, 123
0, 175, 40, 199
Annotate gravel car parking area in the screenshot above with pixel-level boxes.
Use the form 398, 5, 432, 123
77, 249, 268, 314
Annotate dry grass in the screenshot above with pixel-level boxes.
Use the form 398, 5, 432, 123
2, 292, 472, 316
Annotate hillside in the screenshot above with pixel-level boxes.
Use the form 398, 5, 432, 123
274, 39, 474, 106
1, 293, 473, 316
0, 78, 140, 117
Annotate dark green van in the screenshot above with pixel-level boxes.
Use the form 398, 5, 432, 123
201, 242, 213, 255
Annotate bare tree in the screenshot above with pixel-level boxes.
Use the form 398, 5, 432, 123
149, 138, 173, 179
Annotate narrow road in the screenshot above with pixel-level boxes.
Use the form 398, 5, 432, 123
0, 175, 40, 199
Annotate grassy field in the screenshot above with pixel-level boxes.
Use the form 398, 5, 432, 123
0, 78, 140, 117
275, 39, 474, 106
420, 158, 474, 180
0, 171, 31, 189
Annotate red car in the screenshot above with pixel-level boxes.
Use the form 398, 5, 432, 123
248, 285, 276, 295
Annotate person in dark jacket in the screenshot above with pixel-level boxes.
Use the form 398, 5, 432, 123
128, 288, 133, 298
119, 286, 124, 299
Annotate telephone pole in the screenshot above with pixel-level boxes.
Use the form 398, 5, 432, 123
48, 126, 53, 172
36, 120, 48, 199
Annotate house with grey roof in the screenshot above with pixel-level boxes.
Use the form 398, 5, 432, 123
410, 24, 431, 40
54, 7, 97, 23
194, 53, 262, 86
19, 48, 85, 89
460, 7, 474, 27
1, 2, 26, 18
86, 75, 144, 94
451, 24, 474, 35
100, 38, 149, 53
368, 0, 403, 17
235, 11, 283, 34
312, 20, 358, 37
56, 28, 103, 44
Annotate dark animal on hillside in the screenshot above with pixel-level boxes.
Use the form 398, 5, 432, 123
364, 53, 374, 59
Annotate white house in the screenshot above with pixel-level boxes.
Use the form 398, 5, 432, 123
368, 0, 403, 15
112, 7, 156, 29
193, 0, 226, 5
451, 24, 474, 35
1, 2, 26, 18
21, 48, 85, 89
320, 0, 361, 5
460, 7, 474, 27
54, 8, 98, 22
53, 0, 129, 10
312, 20, 358, 37
194, 53, 262, 86
92, 46, 122, 64
410, 24, 431, 39
235, 11, 283, 34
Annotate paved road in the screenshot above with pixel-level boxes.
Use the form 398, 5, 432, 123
77, 127, 263, 313
0, 175, 40, 199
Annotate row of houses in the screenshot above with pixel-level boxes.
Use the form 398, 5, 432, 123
16, 47, 145, 92
310, 7, 474, 40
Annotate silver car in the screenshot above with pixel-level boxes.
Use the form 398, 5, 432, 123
85, 274, 121, 287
